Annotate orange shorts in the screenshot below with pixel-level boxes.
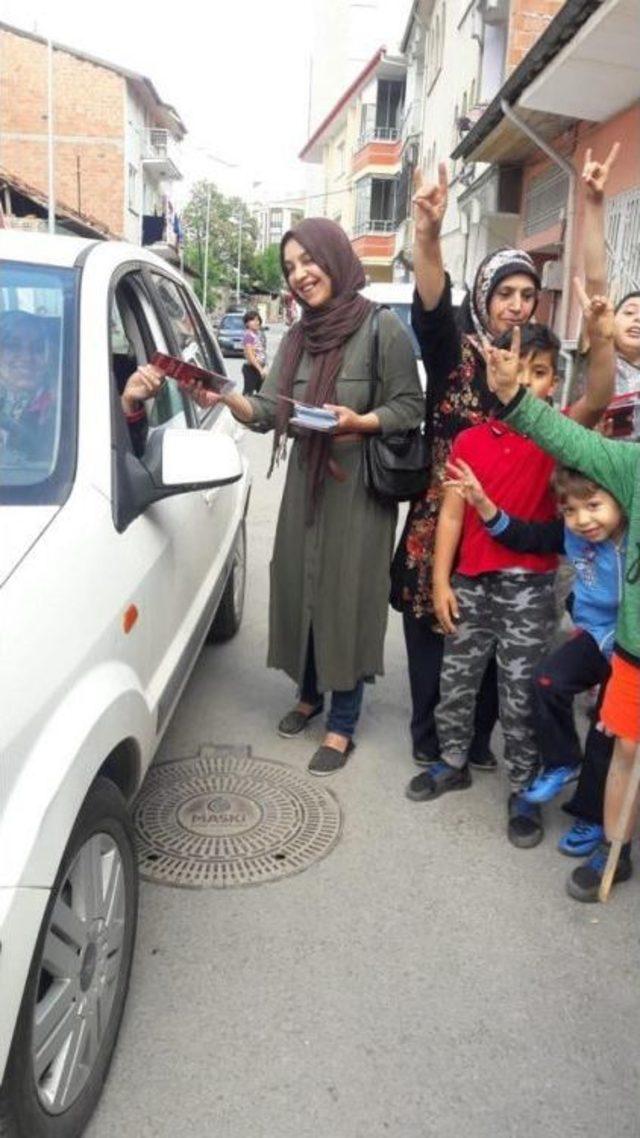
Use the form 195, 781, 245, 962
600, 653, 640, 743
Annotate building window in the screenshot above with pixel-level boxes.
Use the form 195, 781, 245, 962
523, 166, 570, 237
606, 187, 640, 302
337, 141, 345, 175
128, 163, 139, 214
354, 176, 398, 236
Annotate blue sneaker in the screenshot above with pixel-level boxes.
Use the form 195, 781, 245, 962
558, 820, 604, 858
521, 765, 581, 804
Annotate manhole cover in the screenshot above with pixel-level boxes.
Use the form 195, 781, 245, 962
134, 745, 343, 888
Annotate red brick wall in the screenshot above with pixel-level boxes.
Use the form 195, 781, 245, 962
0, 29, 125, 235
505, 0, 564, 74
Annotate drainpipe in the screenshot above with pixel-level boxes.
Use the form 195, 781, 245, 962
500, 100, 576, 401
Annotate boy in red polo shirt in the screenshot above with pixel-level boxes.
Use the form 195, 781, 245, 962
415, 322, 610, 848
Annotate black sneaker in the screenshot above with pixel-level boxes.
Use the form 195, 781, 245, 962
278, 701, 323, 738
406, 760, 471, 802
567, 841, 633, 903
308, 738, 355, 776
507, 792, 543, 848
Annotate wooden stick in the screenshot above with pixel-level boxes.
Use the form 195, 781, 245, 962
599, 743, 640, 902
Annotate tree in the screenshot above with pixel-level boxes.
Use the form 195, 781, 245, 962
253, 244, 283, 294
182, 181, 258, 309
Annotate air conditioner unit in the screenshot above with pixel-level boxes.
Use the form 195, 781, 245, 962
541, 259, 564, 291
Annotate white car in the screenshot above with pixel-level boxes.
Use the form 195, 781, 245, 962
0, 233, 250, 1137
361, 280, 466, 391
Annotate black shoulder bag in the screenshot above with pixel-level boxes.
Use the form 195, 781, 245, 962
362, 306, 430, 505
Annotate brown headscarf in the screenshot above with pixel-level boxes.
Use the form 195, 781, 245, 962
271, 218, 373, 520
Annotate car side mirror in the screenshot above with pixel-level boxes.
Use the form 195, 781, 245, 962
113, 428, 243, 532
161, 429, 242, 488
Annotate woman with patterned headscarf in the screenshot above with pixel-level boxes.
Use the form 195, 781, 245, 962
390, 164, 544, 793
192, 217, 423, 775
394, 161, 613, 803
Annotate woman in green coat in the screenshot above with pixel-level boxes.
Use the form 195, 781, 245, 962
197, 218, 423, 775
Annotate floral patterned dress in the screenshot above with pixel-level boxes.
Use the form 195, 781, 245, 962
390, 276, 497, 621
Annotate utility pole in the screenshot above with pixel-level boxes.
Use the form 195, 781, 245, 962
202, 184, 212, 309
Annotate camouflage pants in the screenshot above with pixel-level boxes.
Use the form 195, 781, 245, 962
435, 572, 557, 789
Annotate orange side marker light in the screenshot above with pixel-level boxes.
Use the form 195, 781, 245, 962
123, 604, 139, 634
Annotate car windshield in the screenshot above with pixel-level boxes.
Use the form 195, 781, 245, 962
388, 302, 420, 358
222, 314, 244, 330
0, 262, 78, 506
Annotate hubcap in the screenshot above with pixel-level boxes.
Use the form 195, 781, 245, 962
31, 834, 126, 1115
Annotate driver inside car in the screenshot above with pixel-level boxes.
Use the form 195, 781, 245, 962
0, 309, 170, 466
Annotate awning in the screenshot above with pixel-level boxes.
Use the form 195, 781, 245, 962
519, 0, 640, 122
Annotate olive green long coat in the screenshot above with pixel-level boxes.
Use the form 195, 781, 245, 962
247, 308, 423, 693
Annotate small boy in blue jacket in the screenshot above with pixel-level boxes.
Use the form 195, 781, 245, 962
444, 458, 626, 858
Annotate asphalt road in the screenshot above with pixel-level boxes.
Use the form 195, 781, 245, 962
87, 334, 640, 1138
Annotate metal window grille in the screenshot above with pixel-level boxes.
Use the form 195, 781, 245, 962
523, 165, 569, 237
606, 187, 640, 301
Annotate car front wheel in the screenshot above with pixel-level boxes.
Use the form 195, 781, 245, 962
0, 777, 138, 1138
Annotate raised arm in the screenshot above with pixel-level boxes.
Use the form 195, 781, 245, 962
582, 143, 619, 297
568, 279, 616, 425
412, 162, 448, 312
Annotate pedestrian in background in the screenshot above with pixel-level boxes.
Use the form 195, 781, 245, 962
242, 309, 267, 395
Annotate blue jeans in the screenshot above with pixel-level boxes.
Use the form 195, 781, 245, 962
300, 629, 364, 739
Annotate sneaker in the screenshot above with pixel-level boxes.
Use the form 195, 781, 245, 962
278, 701, 323, 738
567, 841, 633, 902
308, 738, 355, 776
558, 820, 604, 858
521, 764, 581, 804
507, 792, 543, 848
406, 760, 471, 802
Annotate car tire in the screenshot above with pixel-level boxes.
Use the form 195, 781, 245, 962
208, 520, 246, 643
0, 778, 138, 1138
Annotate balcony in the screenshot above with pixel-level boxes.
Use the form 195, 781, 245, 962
352, 218, 397, 264
142, 129, 182, 181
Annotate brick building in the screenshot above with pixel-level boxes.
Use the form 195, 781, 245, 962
453, 0, 640, 350
0, 21, 186, 243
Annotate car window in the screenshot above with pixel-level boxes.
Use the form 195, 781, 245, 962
0, 261, 78, 505
221, 314, 244, 331
111, 276, 187, 431
151, 273, 227, 425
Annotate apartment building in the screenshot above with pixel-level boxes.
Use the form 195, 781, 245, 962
0, 21, 185, 245
395, 0, 564, 287
300, 48, 406, 282
453, 0, 640, 343
252, 198, 305, 253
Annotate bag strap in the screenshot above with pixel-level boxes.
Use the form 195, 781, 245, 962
367, 304, 386, 414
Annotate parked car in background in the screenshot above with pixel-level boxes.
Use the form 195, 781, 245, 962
0, 232, 250, 1138
217, 311, 246, 357
361, 281, 465, 391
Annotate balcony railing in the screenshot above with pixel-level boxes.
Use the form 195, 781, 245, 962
354, 126, 400, 153
353, 218, 396, 238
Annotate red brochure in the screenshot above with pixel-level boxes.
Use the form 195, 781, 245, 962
151, 352, 234, 393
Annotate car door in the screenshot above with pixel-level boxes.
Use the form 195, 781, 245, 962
108, 267, 239, 733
